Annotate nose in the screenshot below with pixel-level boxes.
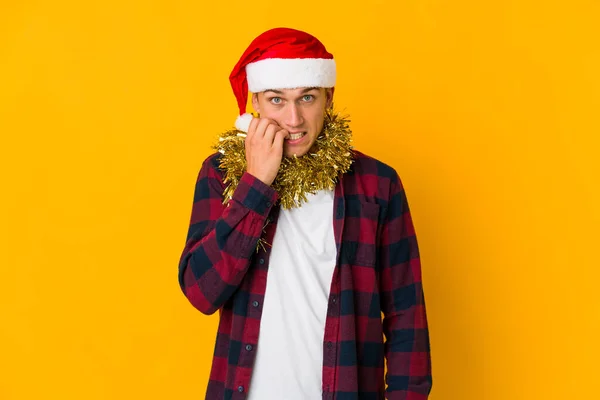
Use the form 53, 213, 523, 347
285, 103, 304, 128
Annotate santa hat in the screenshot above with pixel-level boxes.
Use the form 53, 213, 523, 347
229, 27, 336, 132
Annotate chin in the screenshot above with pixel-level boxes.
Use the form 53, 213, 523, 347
283, 149, 309, 158
284, 141, 317, 158
284, 136, 318, 158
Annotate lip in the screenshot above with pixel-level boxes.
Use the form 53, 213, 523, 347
286, 132, 307, 145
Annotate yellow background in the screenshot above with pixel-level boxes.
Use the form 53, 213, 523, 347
1, 0, 598, 399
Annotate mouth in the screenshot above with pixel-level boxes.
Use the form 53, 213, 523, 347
286, 132, 306, 141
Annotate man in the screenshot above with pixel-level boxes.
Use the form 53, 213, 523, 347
178, 27, 432, 399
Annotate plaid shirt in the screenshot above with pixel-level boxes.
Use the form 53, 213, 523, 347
178, 150, 432, 400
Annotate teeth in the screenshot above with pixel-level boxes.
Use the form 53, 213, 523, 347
289, 132, 305, 140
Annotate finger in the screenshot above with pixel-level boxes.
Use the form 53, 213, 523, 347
263, 123, 280, 145
246, 116, 259, 141
272, 129, 289, 149
254, 118, 274, 139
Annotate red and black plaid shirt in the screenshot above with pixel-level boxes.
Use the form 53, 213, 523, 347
178, 150, 432, 399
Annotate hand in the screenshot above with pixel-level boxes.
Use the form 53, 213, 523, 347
245, 117, 289, 186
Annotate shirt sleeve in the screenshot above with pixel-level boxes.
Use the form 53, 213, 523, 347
177, 155, 277, 315
379, 171, 433, 399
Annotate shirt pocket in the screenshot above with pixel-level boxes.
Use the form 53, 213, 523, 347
345, 200, 380, 267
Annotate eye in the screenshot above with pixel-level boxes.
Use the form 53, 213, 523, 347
302, 95, 314, 102
270, 97, 282, 104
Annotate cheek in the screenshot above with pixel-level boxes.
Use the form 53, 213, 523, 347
258, 104, 282, 120
311, 110, 326, 134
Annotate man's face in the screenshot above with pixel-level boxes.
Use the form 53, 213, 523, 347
252, 87, 334, 158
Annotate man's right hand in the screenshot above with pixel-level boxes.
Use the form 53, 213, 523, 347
245, 117, 289, 186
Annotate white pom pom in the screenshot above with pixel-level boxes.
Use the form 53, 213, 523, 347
235, 113, 253, 132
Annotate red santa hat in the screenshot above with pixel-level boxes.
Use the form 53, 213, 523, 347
229, 27, 336, 132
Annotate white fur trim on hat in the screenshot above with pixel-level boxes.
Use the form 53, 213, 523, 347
235, 113, 253, 132
246, 58, 336, 92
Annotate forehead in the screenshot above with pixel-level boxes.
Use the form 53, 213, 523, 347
259, 87, 323, 96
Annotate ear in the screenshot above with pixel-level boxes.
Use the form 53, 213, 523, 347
325, 87, 335, 109
251, 92, 260, 114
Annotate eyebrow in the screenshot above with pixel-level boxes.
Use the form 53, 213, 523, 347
264, 87, 320, 95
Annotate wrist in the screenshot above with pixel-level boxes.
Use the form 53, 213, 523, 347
247, 170, 274, 186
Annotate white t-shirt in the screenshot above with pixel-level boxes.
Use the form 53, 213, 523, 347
247, 189, 337, 400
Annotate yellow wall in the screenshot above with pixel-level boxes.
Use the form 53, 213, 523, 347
1, 1, 598, 399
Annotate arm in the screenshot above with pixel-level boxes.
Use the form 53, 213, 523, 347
177, 154, 277, 315
380, 171, 432, 399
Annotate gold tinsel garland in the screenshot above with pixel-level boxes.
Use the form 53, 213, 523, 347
213, 107, 354, 210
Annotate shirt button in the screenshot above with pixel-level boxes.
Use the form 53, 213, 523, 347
245, 344, 253, 351
238, 386, 244, 393
266, 201, 272, 207
252, 301, 259, 307
332, 296, 337, 303
327, 341, 333, 349
259, 258, 265, 265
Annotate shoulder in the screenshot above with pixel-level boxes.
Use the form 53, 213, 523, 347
201, 151, 223, 170
345, 149, 405, 202
195, 152, 226, 183
349, 149, 400, 182
346, 151, 409, 215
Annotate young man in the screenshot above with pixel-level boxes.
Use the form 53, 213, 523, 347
178, 27, 432, 399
